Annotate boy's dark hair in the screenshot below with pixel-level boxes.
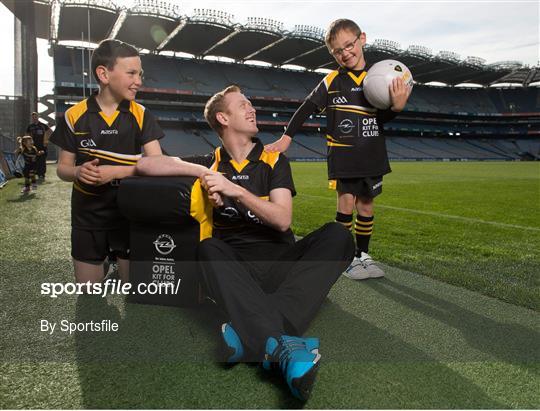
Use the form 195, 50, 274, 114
325, 19, 362, 48
91, 39, 139, 83
204, 85, 242, 136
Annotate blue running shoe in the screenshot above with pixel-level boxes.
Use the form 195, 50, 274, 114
264, 335, 321, 401
221, 322, 244, 363
262, 336, 319, 371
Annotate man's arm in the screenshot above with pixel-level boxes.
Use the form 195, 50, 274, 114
136, 155, 209, 178
96, 140, 165, 184
201, 171, 292, 232
43, 128, 52, 147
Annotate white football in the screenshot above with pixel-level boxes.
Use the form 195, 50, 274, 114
363, 60, 413, 109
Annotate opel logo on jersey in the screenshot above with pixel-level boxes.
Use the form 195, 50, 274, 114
101, 130, 119, 135
221, 207, 240, 219
338, 119, 354, 134
153, 234, 176, 255
80, 139, 97, 148
332, 96, 348, 104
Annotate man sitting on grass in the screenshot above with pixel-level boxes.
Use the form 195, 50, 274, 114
136, 85, 354, 401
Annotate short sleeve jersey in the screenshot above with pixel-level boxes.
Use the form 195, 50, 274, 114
308, 67, 392, 179
26, 121, 50, 149
184, 138, 296, 248
50, 93, 164, 230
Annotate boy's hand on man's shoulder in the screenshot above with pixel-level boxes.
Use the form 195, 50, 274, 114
265, 135, 292, 153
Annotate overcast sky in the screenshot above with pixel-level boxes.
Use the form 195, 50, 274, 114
0, 0, 538, 96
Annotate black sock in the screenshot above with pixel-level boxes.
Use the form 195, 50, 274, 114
335, 212, 353, 231
355, 215, 374, 256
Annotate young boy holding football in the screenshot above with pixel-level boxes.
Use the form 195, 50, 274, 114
266, 19, 411, 279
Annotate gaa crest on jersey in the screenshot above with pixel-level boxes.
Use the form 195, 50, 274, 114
80, 139, 97, 148
332, 96, 348, 104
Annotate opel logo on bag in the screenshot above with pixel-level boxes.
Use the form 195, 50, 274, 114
332, 96, 348, 104
153, 234, 177, 255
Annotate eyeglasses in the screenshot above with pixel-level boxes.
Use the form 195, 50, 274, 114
331, 34, 361, 56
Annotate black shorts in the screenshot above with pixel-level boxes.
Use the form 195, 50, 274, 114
71, 227, 130, 264
331, 176, 383, 199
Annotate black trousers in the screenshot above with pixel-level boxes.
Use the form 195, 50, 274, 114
36, 147, 47, 177
198, 222, 355, 358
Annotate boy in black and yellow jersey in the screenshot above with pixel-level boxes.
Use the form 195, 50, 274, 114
266, 19, 411, 280
137, 86, 354, 401
50, 39, 163, 284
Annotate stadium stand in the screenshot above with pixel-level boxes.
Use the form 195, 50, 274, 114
51, 41, 539, 161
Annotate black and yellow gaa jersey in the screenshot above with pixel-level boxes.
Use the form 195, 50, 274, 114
50, 93, 164, 230
308, 67, 394, 179
184, 138, 296, 248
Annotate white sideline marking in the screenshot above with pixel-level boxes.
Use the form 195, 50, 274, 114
297, 193, 540, 232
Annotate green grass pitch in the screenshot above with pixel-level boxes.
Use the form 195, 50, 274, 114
1, 161, 539, 409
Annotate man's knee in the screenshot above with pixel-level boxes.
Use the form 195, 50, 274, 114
197, 237, 224, 260
320, 222, 355, 258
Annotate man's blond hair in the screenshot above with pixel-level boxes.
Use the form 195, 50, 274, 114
204, 85, 242, 136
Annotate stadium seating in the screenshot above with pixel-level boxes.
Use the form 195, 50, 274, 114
52, 46, 539, 161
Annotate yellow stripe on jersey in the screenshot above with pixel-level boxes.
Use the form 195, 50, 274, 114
190, 179, 213, 241
329, 104, 376, 113
259, 150, 280, 169
99, 111, 120, 127
230, 158, 250, 173
73, 181, 99, 196
210, 147, 221, 171
65, 99, 88, 133
130, 101, 146, 131
79, 148, 141, 165
323, 70, 340, 90
347, 71, 367, 86
331, 107, 375, 116
78, 150, 138, 165
259, 196, 270, 201
326, 135, 353, 148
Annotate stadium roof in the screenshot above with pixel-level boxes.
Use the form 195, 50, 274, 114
3, 0, 538, 87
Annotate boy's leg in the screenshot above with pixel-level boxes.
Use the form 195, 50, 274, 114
355, 196, 374, 255
353, 196, 384, 278
71, 228, 111, 283
264, 222, 355, 335
335, 191, 355, 231
73, 259, 105, 283
108, 226, 130, 282
30, 171, 37, 189
116, 258, 129, 283
198, 237, 285, 358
